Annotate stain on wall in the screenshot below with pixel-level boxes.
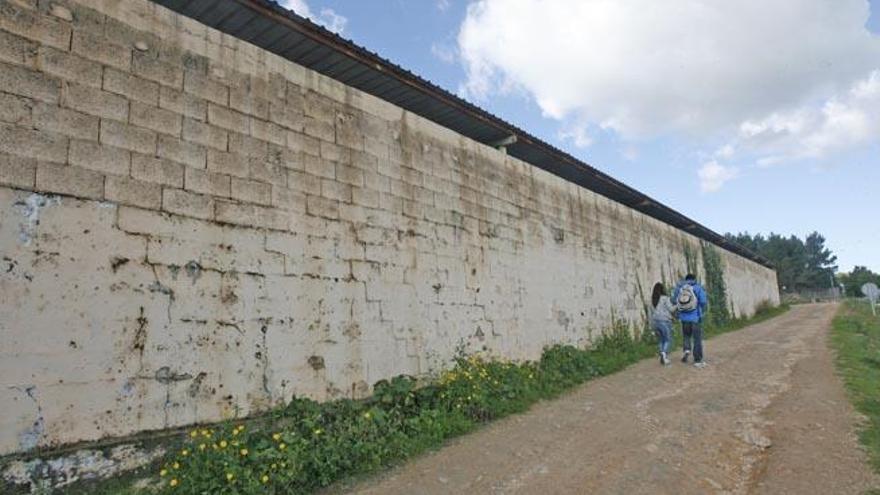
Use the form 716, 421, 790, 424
0, 0, 779, 456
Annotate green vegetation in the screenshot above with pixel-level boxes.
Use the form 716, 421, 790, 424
701, 242, 731, 326
81, 303, 787, 495
726, 231, 838, 293
831, 301, 880, 478
838, 266, 880, 298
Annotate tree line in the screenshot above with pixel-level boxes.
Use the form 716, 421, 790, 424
725, 231, 839, 293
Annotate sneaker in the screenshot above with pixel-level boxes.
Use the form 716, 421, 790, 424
693, 361, 707, 368
681, 350, 690, 363
661, 352, 669, 365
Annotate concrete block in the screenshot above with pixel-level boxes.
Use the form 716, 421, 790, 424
185, 167, 230, 197
0, 152, 36, 189
303, 115, 335, 142
231, 176, 271, 205
249, 151, 288, 186
32, 102, 99, 141
105, 175, 162, 209
130, 101, 182, 137
352, 187, 379, 208
99, 119, 157, 155
184, 70, 228, 105
335, 163, 365, 187
37, 46, 103, 88
207, 103, 249, 134
0, 1, 71, 50
63, 82, 128, 121
131, 153, 184, 187
182, 117, 227, 151
287, 169, 322, 195
250, 118, 286, 147
162, 187, 214, 220
103, 67, 159, 106
0, 122, 68, 163
35, 162, 103, 199
228, 132, 267, 158
320, 179, 352, 203
304, 153, 335, 179
159, 86, 206, 121
286, 130, 320, 156
0, 93, 33, 125
70, 29, 131, 71
269, 102, 302, 131
68, 139, 130, 176
0, 29, 38, 66
132, 51, 183, 89
215, 200, 288, 231
206, 149, 248, 178
0, 60, 60, 104
157, 135, 206, 168
306, 194, 339, 220
229, 85, 268, 119
271, 186, 306, 211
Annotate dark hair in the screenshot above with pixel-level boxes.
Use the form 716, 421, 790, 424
685, 273, 697, 281
651, 282, 666, 308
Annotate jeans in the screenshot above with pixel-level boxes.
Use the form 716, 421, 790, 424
682, 321, 703, 362
653, 319, 673, 355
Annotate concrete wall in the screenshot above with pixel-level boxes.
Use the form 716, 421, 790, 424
0, 0, 780, 456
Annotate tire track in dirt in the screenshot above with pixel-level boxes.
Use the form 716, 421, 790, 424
333, 304, 879, 494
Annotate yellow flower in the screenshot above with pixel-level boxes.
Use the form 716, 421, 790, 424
279, 443, 286, 450
181, 449, 189, 456
219, 440, 228, 448
226, 473, 234, 481
201, 429, 210, 436
272, 433, 281, 441
363, 412, 371, 419
240, 448, 248, 456
160, 469, 168, 477
169, 478, 179, 487
199, 443, 206, 451
172, 462, 180, 469
271, 463, 277, 469
189, 430, 198, 438
313, 428, 323, 435
280, 462, 287, 468
261, 475, 269, 483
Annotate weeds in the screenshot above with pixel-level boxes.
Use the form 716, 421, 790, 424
831, 301, 880, 476
96, 302, 788, 494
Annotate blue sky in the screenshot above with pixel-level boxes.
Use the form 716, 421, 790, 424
286, 0, 880, 273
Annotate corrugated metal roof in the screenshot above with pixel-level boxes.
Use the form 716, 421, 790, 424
151, 0, 773, 269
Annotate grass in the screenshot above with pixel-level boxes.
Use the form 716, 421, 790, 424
69, 302, 788, 495
831, 301, 880, 480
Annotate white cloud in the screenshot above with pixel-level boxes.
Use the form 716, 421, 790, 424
437, 0, 451, 12
698, 161, 739, 193
558, 125, 593, 148
457, 0, 880, 189
736, 70, 880, 162
279, 0, 347, 34
431, 42, 456, 64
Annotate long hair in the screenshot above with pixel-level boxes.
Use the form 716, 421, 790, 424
651, 282, 667, 308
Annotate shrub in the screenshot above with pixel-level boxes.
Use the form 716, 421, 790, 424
142, 306, 787, 494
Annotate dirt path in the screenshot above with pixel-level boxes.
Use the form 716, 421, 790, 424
337, 304, 879, 494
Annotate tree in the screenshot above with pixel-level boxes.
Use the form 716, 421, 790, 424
838, 266, 880, 297
725, 231, 838, 293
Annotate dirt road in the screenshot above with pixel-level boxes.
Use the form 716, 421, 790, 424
339, 304, 879, 494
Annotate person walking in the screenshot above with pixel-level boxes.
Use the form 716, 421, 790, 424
673, 274, 709, 367
650, 282, 676, 365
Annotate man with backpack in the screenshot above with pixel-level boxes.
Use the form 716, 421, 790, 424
673, 274, 709, 367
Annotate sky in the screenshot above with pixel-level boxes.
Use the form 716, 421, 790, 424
280, 0, 880, 273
